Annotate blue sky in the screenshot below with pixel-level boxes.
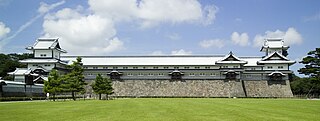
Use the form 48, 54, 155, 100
0, 0, 319, 76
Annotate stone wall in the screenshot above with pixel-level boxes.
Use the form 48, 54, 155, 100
112, 80, 246, 97
243, 80, 293, 97
108, 79, 293, 97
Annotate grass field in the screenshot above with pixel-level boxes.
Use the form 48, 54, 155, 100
0, 98, 319, 121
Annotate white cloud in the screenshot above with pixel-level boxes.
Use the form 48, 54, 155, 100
304, 12, 320, 22
88, 0, 218, 28
0, 1, 64, 52
41, 0, 219, 55
199, 39, 224, 48
42, 8, 124, 55
0, 21, 10, 39
253, 27, 303, 47
202, 4, 218, 25
171, 49, 192, 55
231, 32, 249, 46
166, 33, 181, 41
150, 50, 165, 55
38, 1, 66, 14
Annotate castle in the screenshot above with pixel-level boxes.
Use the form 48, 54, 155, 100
1, 38, 295, 97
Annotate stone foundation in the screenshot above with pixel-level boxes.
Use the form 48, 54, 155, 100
243, 80, 293, 97
112, 80, 245, 97
109, 79, 293, 97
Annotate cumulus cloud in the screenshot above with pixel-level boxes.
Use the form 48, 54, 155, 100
231, 32, 249, 46
42, 8, 124, 55
171, 49, 192, 55
253, 27, 303, 47
0, 21, 10, 39
88, 0, 218, 28
199, 39, 224, 49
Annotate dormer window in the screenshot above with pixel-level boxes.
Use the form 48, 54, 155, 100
169, 70, 184, 80
107, 71, 122, 80
224, 70, 238, 80
268, 72, 285, 81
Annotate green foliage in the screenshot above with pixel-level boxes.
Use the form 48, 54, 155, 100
63, 57, 86, 101
298, 48, 320, 78
44, 69, 63, 101
91, 74, 114, 100
1, 99, 320, 121
293, 48, 320, 96
0, 53, 33, 80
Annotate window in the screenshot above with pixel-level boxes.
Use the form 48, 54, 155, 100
103, 67, 108, 69
205, 66, 210, 69
278, 66, 283, 69
195, 67, 200, 69
199, 73, 205, 76
174, 67, 179, 69
164, 67, 169, 69
233, 66, 238, 68
143, 67, 147, 69
148, 73, 154, 76
93, 67, 98, 69
123, 67, 128, 69
184, 67, 189, 69
222, 66, 228, 68
153, 67, 158, 69
133, 67, 138, 69
267, 66, 273, 69
40, 54, 47, 57
251, 68, 256, 70
210, 73, 216, 76
33, 64, 38, 67
127, 73, 133, 76
189, 73, 195, 76
84, 67, 88, 69
158, 73, 164, 76
138, 73, 143, 76
44, 64, 50, 67
113, 67, 118, 69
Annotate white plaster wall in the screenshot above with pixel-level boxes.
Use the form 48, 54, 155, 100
34, 50, 52, 58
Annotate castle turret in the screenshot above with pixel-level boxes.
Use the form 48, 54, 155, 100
260, 38, 289, 57
20, 38, 68, 76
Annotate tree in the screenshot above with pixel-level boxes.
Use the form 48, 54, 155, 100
91, 74, 114, 100
297, 48, 320, 96
0, 53, 33, 80
63, 57, 86, 101
44, 69, 63, 101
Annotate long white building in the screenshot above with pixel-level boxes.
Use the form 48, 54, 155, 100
15, 38, 296, 97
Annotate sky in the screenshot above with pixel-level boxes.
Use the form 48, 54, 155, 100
0, 0, 319, 76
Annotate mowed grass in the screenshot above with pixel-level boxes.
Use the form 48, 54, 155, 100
0, 98, 319, 121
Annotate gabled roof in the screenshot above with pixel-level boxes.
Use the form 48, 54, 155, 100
7, 68, 37, 76
257, 52, 295, 64
26, 38, 67, 53
216, 52, 247, 64
169, 70, 184, 75
262, 52, 289, 61
268, 71, 285, 76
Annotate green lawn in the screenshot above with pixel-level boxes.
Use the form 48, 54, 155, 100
0, 98, 319, 121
